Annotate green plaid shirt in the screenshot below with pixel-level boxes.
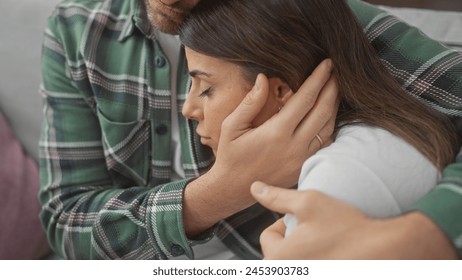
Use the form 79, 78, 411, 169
39, 0, 462, 259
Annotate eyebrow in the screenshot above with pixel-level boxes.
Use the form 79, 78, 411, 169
189, 69, 212, 78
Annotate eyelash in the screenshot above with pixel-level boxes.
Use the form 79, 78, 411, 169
199, 87, 213, 98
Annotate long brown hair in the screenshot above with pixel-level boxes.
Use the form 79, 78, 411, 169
180, 0, 459, 169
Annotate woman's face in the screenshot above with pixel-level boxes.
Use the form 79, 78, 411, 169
182, 48, 279, 154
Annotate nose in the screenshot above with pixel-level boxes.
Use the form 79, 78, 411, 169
182, 90, 203, 121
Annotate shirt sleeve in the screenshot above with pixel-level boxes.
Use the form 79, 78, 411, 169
349, 0, 462, 256
412, 152, 462, 256
39, 9, 205, 260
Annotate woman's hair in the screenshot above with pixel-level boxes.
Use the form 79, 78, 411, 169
180, 0, 459, 169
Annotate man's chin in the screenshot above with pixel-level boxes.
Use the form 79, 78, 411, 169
151, 15, 182, 35
144, 0, 183, 35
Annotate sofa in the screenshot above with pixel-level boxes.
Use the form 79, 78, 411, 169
0, 0, 461, 259
0, 0, 61, 259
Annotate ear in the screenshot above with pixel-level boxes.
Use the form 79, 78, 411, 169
267, 77, 294, 107
251, 77, 294, 127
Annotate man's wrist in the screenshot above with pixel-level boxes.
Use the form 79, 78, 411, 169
373, 211, 458, 259
182, 169, 255, 237
403, 211, 458, 259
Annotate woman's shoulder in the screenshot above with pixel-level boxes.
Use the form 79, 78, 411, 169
335, 123, 404, 144
331, 123, 428, 166
298, 123, 440, 217
303, 123, 437, 181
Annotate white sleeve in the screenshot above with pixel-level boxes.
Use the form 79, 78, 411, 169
284, 124, 440, 236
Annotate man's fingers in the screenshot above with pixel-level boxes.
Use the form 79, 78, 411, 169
259, 218, 286, 258
250, 181, 300, 214
277, 59, 333, 132
222, 74, 269, 135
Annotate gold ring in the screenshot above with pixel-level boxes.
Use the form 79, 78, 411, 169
315, 134, 323, 146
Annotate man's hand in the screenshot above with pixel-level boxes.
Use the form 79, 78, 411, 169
250, 182, 459, 260
183, 59, 338, 236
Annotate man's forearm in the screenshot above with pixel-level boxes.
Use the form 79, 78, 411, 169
253, 184, 459, 259
182, 168, 256, 237
372, 211, 458, 259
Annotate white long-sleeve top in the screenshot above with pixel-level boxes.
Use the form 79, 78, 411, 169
285, 124, 440, 236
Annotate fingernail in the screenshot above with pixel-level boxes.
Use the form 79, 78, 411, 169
254, 74, 261, 90
326, 59, 333, 72
252, 182, 268, 196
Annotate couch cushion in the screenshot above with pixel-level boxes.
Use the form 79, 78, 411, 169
0, 0, 61, 162
0, 112, 50, 259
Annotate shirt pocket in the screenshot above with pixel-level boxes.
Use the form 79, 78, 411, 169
96, 106, 150, 187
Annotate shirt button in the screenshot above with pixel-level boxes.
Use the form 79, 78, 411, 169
171, 244, 185, 257
155, 56, 166, 68
155, 124, 168, 135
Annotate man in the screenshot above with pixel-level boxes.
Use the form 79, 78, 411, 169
39, 0, 461, 259
40, 0, 336, 260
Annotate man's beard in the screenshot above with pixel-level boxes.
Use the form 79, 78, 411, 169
143, 0, 188, 35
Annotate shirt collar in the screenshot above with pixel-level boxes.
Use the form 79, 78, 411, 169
119, 0, 156, 42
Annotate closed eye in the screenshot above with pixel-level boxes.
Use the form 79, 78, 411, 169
199, 87, 213, 98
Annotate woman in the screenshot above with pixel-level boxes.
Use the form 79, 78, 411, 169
179, 0, 459, 236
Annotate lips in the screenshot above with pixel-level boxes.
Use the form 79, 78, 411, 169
197, 133, 210, 140
199, 135, 212, 146
200, 137, 211, 145
196, 130, 211, 145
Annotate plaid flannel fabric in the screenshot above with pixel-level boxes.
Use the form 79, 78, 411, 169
39, 0, 462, 259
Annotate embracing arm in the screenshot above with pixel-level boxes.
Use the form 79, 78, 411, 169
349, 0, 462, 258
412, 152, 462, 258
251, 183, 458, 259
